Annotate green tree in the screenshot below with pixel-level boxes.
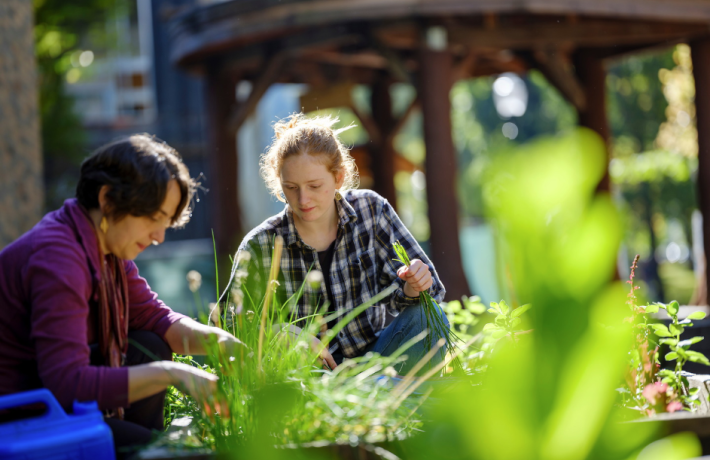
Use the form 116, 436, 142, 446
610, 45, 698, 303
34, 0, 119, 209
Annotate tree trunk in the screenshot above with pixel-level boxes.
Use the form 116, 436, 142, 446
0, 0, 43, 249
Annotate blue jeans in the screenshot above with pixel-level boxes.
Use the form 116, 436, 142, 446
335, 303, 450, 375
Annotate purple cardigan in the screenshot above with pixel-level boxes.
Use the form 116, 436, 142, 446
0, 199, 187, 410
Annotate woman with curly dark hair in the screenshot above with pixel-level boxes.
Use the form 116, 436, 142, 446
0, 134, 242, 458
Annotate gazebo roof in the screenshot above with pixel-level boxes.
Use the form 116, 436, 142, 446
171, 0, 710, 77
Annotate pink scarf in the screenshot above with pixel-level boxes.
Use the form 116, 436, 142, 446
97, 248, 129, 418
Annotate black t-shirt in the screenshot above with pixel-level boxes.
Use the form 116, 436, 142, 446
317, 240, 337, 329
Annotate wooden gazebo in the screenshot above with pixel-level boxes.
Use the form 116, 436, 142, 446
170, 0, 710, 300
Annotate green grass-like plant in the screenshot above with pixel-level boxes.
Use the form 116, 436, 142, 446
145, 237, 474, 456
392, 241, 460, 365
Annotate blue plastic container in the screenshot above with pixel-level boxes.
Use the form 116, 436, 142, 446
0, 389, 115, 460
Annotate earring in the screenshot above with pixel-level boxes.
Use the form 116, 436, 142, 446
100, 216, 109, 234
335, 190, 342, 201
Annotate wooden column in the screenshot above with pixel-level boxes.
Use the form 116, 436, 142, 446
369, 72, 398, 207
418, 32, 470, 300
204, 61, 242, 265
575, 50, 611, 193
691, 38, 710, 305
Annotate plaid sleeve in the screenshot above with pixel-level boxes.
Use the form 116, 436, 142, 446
374, 197, 446, 311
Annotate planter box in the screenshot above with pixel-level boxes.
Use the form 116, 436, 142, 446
134, 443, 399, 460
133, 417, 400, 460
629, 373, 710, 455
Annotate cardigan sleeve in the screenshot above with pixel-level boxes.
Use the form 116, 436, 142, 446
26, 240, 129, 411
124, 260, 187, 340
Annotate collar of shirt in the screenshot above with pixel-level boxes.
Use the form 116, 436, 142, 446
62, 198, 104, 283
281, 199, 359, 250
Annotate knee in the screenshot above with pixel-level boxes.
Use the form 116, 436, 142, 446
127, 330, 172, 363
400, 300, 449, 332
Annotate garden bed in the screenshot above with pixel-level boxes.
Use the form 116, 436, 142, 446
134, 415, 402, 460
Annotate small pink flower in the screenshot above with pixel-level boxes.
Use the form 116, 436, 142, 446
666, 401, 684, 412
642, 382, 669, 405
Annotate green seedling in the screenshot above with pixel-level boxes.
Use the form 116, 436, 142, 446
647, 300, 708, 410
482, 300, 532, 347
392, 242, 460, 364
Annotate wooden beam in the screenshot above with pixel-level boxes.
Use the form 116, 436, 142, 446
419, 37, 471, 300
453, 49, 478, 82
227, 51, 287, 134
691, 37, 710, 305
300, 49, 389, 69
533, 47, 587, 112
348, 103, 382, 145
204, 60, 242, 270
386, 96, 420, 146
448, 20, 709, 50
574, 50, 611, 193
371, 36, 416, 85
369, 73, 398, 207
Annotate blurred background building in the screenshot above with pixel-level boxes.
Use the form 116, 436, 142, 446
4, 0, 710, 315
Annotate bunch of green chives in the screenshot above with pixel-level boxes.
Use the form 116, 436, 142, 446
392, 242, 460, 367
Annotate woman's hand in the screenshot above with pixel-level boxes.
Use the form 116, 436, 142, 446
168, 362, 230, 417
128, 360, 218, 405
165, 317, 247, 356
397, 258, 433, 297
167, 361, 219, 400
274, 323, 337, 370
310, 336, 338, 370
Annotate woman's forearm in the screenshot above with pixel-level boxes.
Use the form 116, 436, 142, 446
127, 360, 218, 404
127, 361, 172, 404
164, 317, 236, 355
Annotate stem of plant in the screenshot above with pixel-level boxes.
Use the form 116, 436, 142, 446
258, 235, 284, 373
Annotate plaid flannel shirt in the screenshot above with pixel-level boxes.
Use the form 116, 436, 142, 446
234, 189, 446, 358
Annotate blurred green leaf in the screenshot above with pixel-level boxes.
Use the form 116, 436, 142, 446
669, 324, 685, 336
686, 351, 710, 366
651, 324, 673, 337
491, 329, 508, 340
678, 337, 703, 348
512, 304, 532, 318
686, 311, 707, 321
445, 300, 462, 313
636, 432, 701, 460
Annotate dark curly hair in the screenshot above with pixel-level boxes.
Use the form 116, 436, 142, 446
76, 134, 196, 228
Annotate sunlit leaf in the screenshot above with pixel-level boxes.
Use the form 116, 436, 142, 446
512, 304, 532, 318
686, 311, 707, 321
